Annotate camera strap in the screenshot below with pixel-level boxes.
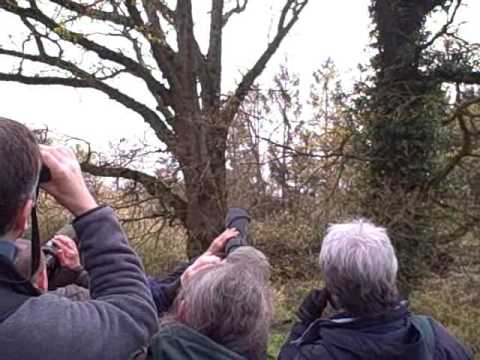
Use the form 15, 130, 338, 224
29, 175, 43, 279
30, 206, 41, 280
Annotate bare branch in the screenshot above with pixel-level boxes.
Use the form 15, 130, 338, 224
21, 17, 46, 56
81, 162, 188, 223
432, 67, 480, 85
223, 0, 310, 123
141, 0, 182, 95
204, 0, 223, 109
0, 47, 176, 147
222, 0, 248, 27
429, 99, 473, 188
0, 0, 173, 108
48, 0, 135, 27
0, 71, 90, 87
175, 0, 200, 109
443, 96, 480, 126
422, 0, 463, 50
124, 0, 144, 27
152, 0, 176, 25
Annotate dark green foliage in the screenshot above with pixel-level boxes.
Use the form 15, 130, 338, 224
347, 0, 480, 288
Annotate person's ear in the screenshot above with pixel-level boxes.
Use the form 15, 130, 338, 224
14, 199, 34, 237
35, 266, 48, 292
177, 300, 187, 321
36, 266, 48, 292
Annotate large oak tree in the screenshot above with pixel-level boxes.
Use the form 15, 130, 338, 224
0, 0, 309, 256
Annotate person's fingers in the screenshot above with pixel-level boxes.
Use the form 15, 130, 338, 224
208, 228, 239, 255
52, 238, 70, 252
190, 263, 218, 273
54, 248, 67, 264
52, 235, 76, 251
194, 255, 222, 266
181, 255, 222, 285
51, 238, 62, 249
184, 258, 220, 274
52, 239, 76, 263
39, 145, 98, 217
39, 149, 58, 177
181, 262, 220, 285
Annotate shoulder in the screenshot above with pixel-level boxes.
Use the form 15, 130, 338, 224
428, 318, 473, 360
279, 339, 330, 360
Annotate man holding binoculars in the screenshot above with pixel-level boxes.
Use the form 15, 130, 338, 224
0, 118, 158, 359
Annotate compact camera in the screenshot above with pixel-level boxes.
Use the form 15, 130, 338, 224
42, 240, 60, 274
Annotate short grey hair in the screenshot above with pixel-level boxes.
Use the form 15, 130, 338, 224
319, 220, 399, 316
225, 246, 271, 281
167, 247, 273, 360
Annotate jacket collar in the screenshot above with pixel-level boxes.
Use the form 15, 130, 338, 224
0, 240, 40, 297
296, 303, 410, 345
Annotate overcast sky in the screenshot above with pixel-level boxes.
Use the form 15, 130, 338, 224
0, 0, 478, 152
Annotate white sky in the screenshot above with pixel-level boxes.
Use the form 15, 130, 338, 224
0, 0, 478, 153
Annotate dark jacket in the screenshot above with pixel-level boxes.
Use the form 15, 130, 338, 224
148, 260, 191, 316
147, 322, 246, 360
48, 264, 90, 290
279, 305, 473, 360
51, 283, 91, 301
0, 206, 158, 360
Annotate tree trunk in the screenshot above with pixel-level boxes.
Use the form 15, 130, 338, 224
365, 0, 446, 287
175, 112, 227, 258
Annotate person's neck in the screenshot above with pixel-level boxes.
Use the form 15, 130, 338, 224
0, 231, 18, 241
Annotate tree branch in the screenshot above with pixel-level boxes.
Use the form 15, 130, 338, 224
141, 0, 182, 98
175, 0, 200, 110
432, 67, 480, 85
204, 0, 223, 110
81, 162, 188, 223
49, 0, 135, 27
152, 0, 176, 25
429, 107, 472, 188
0, 48, 176, 148
222, 0, 248, 27
222, 0, 309, 123
421, 0, 462, 50
0, 71, 90, 87
0, 0, 173, 109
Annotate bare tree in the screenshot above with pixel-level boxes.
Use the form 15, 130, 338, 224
0, 0, 309, 256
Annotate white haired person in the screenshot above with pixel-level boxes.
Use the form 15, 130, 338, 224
147, 209, 273, 360
279, 220, 473, 360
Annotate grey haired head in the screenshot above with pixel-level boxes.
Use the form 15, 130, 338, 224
166, 248, 273, 360
319, 219, 399, 316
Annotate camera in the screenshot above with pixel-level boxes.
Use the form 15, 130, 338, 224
42, 240, 60, 274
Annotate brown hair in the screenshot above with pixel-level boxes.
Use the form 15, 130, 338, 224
0, 118, 41, 236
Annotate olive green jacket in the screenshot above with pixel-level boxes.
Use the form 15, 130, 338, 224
148, 322, 246, 360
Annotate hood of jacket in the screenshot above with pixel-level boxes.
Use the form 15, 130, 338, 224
148, 322, 246, 360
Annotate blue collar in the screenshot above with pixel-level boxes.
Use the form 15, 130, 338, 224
0, 241, 17, 262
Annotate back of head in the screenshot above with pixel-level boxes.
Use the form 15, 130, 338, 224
173, 261, 273, 360
225, 246, 271, 281
319, 220, 399, 317
0, 118, 40, 237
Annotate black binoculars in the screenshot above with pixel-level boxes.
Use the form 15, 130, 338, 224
42, 240, 59, 274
